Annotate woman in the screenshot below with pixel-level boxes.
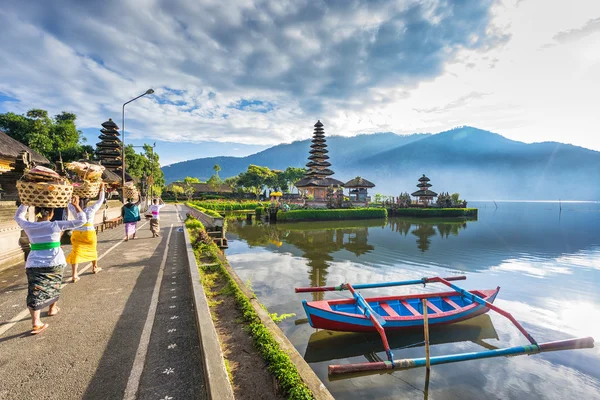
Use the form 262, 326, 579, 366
66, 183, 105, 282
14, 196, 86, 335
148, 198, 165, 238
122, 197, 141, 241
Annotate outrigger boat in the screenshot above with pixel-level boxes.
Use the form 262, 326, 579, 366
295, 275, 595, 376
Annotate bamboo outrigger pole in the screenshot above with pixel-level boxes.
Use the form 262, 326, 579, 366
422, 299, 431, 372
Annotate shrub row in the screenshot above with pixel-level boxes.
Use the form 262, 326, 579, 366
185, 217, 314, 400
388, 208, 478, 218
186, 202, 224, 218
276, 208, 387, 222
191, 200, 262, 211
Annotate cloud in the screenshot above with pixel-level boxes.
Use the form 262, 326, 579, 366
542, 17, 600, 48
413, 92, 491, 114
0, 0, 505, 146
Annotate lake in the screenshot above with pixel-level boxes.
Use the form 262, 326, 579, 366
225, 202, 600, 399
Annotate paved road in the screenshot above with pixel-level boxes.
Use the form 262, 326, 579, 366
0, 205, 206, 400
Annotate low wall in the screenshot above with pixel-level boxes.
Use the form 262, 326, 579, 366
387, 207, 478, 218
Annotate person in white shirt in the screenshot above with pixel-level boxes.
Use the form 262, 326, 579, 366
148, 198, 165, 238
14, 196, 86, 335
66, 183, 105, 282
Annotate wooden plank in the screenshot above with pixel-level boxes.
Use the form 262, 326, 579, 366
379, 302, 400, 317
443, 297, 461, 310
400, 300, 421, 316
426, 301, 443, 314
423, 299, 431, 371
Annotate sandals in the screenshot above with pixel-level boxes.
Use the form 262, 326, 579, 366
48, 307, 60, 317
93, 267, 102, 274
31, 323, 49, 335
71, 276, 80, 283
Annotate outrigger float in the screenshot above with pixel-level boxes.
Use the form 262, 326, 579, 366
295, 276, 595, 376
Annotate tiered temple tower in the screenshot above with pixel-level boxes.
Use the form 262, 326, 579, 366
411, 174, 438, 205
295, 121, 344, 201
95, 119, 122, 172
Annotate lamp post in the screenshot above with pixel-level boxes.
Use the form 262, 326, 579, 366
121, 88, 154, 200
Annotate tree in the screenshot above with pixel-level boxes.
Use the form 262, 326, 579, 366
207, 174, 224, 193
282, 167, 305, 193
0, 109, 88, 162
124, 144, 166, 196
171, 185, 184, 201
224, 176, 240, 193
237, 165, 274, 199
213, 164, 221, 178
183, 176, 199, 200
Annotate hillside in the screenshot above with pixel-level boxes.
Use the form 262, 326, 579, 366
162, 126, 600, 200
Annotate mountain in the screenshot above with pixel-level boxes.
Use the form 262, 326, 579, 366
162, 126, 600, 200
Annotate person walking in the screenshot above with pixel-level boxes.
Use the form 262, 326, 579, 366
66, 183, 105, 282
122, 197, 141, 241
148, 198, 165, 237
14, 196, 86, 335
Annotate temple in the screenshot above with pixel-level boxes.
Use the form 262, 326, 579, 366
411, 174, 438, 205
344, 176, 375, 202
295, 121, 344, 201
95, 119, 122, 173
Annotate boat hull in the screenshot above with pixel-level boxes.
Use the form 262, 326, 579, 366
302, 288, 500, 332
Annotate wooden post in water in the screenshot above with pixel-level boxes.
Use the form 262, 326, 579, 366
422, 299, 431, 371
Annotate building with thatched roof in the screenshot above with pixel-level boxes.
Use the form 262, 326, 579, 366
344, 176, 375, 202
411, 174, 438, 205
295, 121, 344, 200
0, 130, 49, 172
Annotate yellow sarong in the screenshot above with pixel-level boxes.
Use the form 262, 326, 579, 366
66, 229, 98, 264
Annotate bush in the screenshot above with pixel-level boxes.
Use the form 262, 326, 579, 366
276, 208, 387, 221
391, 208, 478, 218
191, 200, 261, 211
187, 202, 224, 218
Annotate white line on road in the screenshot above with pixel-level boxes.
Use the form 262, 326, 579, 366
123, 223, 174, 400
0, 221, 148, 338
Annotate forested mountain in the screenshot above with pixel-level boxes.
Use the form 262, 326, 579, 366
162, 126, 600, 200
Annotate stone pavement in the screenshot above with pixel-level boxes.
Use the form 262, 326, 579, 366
0, 205, 206, 400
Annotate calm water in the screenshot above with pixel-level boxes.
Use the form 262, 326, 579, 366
225, 202, 600, 399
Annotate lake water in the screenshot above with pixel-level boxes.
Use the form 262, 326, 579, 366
225, 202, 600, 399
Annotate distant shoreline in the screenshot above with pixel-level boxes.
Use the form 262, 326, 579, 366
469, 200, 600, 203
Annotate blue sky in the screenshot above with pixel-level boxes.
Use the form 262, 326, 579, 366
0, 0, 599, 165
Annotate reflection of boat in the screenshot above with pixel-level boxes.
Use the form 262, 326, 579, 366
304, 314, 499, 363
302, 288, 499, 332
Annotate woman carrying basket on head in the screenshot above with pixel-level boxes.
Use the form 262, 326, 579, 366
122, 197, 142, 241
66, 183, 105, 282
14, 196, 86, 335
148, 198, 165, 237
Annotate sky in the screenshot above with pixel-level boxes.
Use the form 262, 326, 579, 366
0, 0, 598, 165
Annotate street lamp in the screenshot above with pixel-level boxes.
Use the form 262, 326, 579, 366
121, 88, 154, 199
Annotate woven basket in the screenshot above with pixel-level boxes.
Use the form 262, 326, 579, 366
17, 181, 73, 208
124, 186, 139, 201
72, 180, 101, 198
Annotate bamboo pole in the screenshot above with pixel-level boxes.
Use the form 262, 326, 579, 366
422, 299, 431, 371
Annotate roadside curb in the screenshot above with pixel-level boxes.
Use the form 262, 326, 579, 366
183, 223, 235, 400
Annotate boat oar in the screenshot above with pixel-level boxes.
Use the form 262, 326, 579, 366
295, 275, 466, 293
328, 337, 594, 376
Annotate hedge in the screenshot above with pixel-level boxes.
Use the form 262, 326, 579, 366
276, 208, 387, 222
186, 202, 224, 218
186, 218, 314, 400
190, 200, 262, 211
388, 208, 478, 218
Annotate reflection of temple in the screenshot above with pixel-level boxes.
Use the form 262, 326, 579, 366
229, 220, 377, 300
388, 219, 470, 253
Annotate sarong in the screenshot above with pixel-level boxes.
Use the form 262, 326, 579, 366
125, 222, 137, 237
26, 265, 65, 310
150, 218, 160, 235
66, 230, 98, 264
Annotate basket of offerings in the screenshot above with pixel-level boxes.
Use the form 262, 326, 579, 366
16, 166, 73, 208
67, 162, 105, 198
124, 184, 139, 201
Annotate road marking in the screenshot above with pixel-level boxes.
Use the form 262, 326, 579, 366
123, 224, 174, 400
0, 222, 148, 337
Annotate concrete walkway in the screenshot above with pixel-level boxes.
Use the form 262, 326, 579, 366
0, 205, 206, 400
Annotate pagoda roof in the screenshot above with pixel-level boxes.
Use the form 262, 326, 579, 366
309, 148, 328, 154
306, 161, 331, 168
314, 120, 323, 128
417, 182, 432, 188
411, 189, 438, 197
98, 134, 122, 141
305, 168, 334, 176
100, 128, 120, 136
308, 154, 329, 160
101, 118, 119, 130
310, 143, 327, 148
344, 176, 375, 188
418, 175, 431, 182
295, 176, 344, 188
0, 130, 49, 164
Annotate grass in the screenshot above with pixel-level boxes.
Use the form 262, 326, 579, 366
186, 216, 314, 400
190, 200, 262, 211
277, 207, 387, 222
